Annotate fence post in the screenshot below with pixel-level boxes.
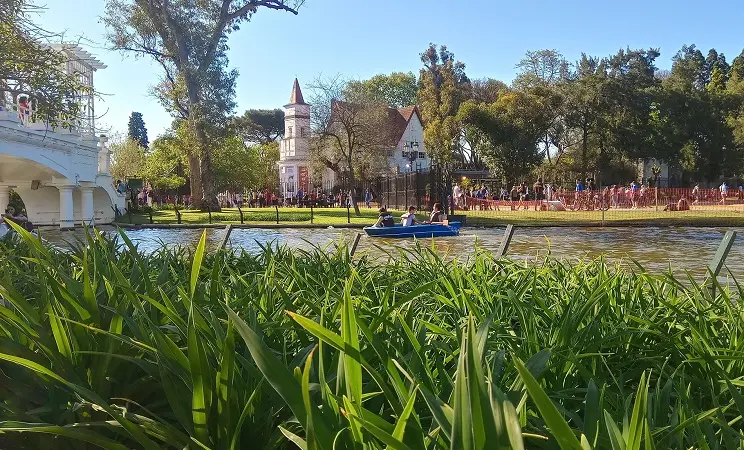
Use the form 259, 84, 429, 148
219, 224, 233, 250
238, 207, 244, 224
347, 205, 351, 224
707, 230, 736, 297
275, 205, 279, 224
207, 206, 212, 224
350, 232, 362, 256
495, 224, 515, 258
310, 204, 314, 224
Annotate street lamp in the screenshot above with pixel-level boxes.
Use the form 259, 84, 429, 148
403, 140, 419, 171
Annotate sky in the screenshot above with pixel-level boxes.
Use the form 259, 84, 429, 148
34, 0, 744, 139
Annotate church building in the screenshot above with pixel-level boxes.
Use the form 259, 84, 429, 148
278, 79, 431, 201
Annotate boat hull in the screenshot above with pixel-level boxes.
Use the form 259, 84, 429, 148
363, 222, 461, 238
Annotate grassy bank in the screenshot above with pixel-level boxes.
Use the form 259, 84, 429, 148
115, 206, 744, 227
115, 206, 395, 226
1, 226, 743, 449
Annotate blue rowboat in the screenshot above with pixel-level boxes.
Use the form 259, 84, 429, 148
363, 222, 461, 238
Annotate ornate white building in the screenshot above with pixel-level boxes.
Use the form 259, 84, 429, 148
0, 45, 125, 228
278, 79, 431, 200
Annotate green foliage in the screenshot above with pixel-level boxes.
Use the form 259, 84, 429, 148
418, 44, 470, 164
127, 112, 149, 148
232, 109, 284, 144
345, 72, 419, 108
2, 230, 744, 448
0, 0, 90, 123
103, 0, 303, 209
110, 138, 146, 181
143, 135, 187, 191
213, 138, 279, 192
458, 90, 553, 183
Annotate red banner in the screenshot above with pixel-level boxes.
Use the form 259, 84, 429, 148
298, 166, 309, 193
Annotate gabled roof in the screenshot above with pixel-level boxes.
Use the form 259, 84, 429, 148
388, 105, 422, 146
286, 78, 308, 106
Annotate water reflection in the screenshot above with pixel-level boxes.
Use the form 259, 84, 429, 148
39, 226, 743, 281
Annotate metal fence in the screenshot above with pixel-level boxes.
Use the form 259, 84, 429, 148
458, 185, 744, 226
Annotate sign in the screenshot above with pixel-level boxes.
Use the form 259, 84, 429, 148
298, 166, 309, 192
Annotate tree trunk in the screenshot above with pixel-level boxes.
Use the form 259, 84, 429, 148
185, 79, 220, 212
195, 123, 220, 211
581, 121, 589, 179
188, 153, 202, 207
347, 157, 361, 215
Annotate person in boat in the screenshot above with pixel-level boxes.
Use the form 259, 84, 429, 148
2, 206, 33, 231
400, 206, 421, 227
428, 203, 446, 224
374, 207, 395, 227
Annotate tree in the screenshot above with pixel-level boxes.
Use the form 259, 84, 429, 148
514, 49, 568, 88
655, 46, 742, 181
127, 112, 149, 148
458, 90, 547, 184
143, 134, 187, 191
0, 0, 89, 123
104, 0, 303, 211
110, 138, 146, 181
344, 72, 418, 108
418, 44, 470, 164
309, 75, 390, 215
233, 109, 284, 144
468, 78, 508, 104
561, 54, 607, 177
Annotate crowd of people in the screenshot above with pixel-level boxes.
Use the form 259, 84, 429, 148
454, 178, 744, 212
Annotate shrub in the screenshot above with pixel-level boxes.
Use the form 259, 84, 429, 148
0, 225, 742, 449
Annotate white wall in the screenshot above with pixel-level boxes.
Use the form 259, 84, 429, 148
389, 114, 431, 173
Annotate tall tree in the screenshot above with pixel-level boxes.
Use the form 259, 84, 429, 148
127, 111, 149, 148
309, 75, 390, 215
418, 44, 470, 164
232, 108, 284, 144
344, 72, 418, 108
104, 0, 303, 210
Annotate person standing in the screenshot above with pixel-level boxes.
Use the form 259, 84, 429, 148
364, 188, 372, 208
720, 181, 728, 204
533, 178, 544, 211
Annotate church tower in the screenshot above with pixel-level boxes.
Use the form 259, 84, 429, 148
278, 78, 311, 200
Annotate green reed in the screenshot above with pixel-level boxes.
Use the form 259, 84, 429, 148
0, 223, 742, 449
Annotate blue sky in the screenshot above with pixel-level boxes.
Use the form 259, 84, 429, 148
36, 0, 743, 139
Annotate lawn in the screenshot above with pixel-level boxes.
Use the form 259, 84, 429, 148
116, 205, 744, 227
116, 206, 404, 226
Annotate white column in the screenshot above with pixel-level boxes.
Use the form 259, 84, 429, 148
98, 135, 110, 173
81, 187, 94, 226
0, 185, 10, 216
58, 186, 74, 229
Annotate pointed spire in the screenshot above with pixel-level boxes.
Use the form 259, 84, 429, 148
288, 78, 308, 105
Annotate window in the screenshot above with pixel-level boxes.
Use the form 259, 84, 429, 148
300, 127, 306, 137
402, 151, 408, 158
419, 152, 425, 159
288, 126, 293, 136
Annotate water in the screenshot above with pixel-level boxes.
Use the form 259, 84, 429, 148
39, 226, 743, 280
